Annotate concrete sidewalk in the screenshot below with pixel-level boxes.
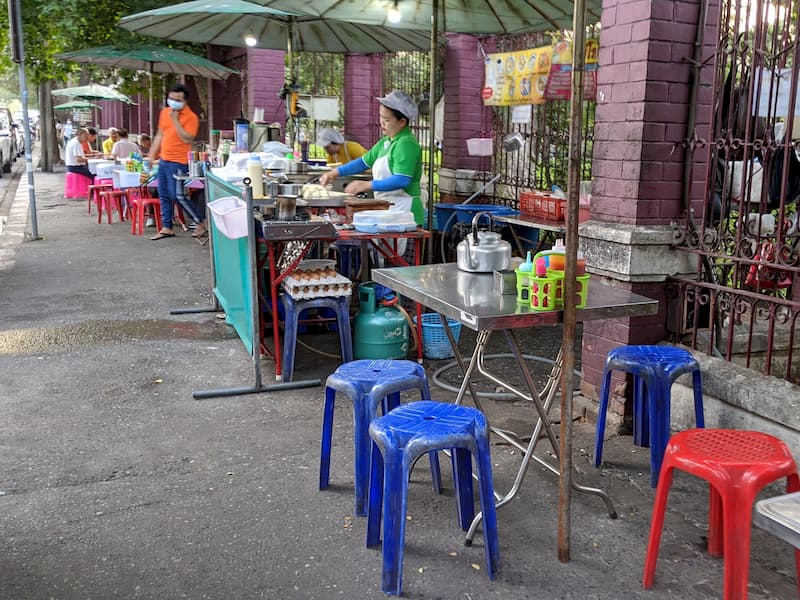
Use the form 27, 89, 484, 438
0, 164, 795, 599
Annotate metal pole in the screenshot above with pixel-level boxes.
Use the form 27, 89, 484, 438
287, 19, 296, 148
558, 0, 587, 563
8, 0, 39, 240
425, 0, 439, 263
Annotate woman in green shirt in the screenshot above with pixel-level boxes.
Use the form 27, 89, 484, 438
319, 90, 423, 226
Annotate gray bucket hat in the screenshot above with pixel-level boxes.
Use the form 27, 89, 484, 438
375, 90, 418, 122
316, 128, 345, 147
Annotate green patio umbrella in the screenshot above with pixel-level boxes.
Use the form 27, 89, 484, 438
56, 44, 239, 137
52, 83, 133, 104
53, 101, 103, 111
118, 0, 438, 54
119, 0, 445, 142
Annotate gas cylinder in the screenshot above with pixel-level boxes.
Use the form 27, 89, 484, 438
353, 283, 409, 360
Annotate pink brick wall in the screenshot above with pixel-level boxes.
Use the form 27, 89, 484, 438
441, 34, 494, 170
344, 55, 383, 147
584, 0, 711, 416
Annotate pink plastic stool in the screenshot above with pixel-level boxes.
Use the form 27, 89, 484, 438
643, 429, 800, 599
64, 172, 91, 199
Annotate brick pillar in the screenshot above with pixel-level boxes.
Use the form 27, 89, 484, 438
441, 34, 494, 171
247, 48, 287, 131
344, 55, 383, 147
580, 0, 709, 420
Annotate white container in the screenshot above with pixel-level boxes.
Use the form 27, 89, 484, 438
466, 137, 493, 156
112, 169, 142, 189
352, 210, 415, 233
95, 162, 118, 179
208, 196, 248, 239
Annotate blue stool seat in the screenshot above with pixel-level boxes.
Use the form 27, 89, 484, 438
321, 359, 441, 516
366, 401, 499, 596
280, 294, 353, 383
593, 345, 705, 487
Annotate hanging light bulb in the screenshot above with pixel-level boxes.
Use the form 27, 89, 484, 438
387, 0, 402, 24
245, 34, 258, 47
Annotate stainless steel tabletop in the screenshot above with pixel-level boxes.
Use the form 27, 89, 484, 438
754, 491, 800, 549
372, 263, 658, 331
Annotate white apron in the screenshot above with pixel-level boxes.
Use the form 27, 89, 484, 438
372, 152, 413, 257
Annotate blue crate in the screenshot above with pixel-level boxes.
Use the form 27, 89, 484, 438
434, 203, 518, 234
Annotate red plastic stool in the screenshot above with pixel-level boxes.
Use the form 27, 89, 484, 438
87, 182, 112, 215
97, 190, 126, 224
643, 429, 800, 599
64, 172, 91, 199
128, 187, 162, 235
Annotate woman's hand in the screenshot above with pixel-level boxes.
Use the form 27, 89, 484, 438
319, 169, 339, 186
344, 180, 371, 195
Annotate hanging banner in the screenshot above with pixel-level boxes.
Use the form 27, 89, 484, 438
482, 45, 553, 106
543, 39, 599, 101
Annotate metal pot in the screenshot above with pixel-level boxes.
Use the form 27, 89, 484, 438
286, 162, 308, 174
276, 195, 298, 220
456, 211, 512, 272
277, 183, 304, 196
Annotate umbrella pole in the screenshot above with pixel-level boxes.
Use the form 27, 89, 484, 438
287, 19, 296, 148
425, 0, 439, 263
558, 0, 588, 564
150, 67, 156, 139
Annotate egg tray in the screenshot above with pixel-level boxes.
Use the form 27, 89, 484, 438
282, 271, 353, 300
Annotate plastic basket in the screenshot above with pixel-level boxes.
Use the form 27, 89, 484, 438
466, 137, 493, 157
414, 313, 462, 359
208, 195, 248, 239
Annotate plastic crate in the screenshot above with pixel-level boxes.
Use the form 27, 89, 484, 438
414, 313, 462, 359
542, 196, 566, 221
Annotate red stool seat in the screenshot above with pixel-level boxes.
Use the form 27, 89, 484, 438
643, 428, 800, 599
87, 182, 112, 215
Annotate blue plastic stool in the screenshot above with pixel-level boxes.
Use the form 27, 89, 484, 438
328, 240, 363, 281
366, 401, 499, 596
593, 345, 705, 487
280, 294, 353, 383
321, 359, 441, 517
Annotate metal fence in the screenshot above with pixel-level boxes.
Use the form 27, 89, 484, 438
670, 0, 800, 384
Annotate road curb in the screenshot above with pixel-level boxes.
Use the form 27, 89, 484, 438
0, 150, 45, 271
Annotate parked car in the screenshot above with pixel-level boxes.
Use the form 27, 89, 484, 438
0, 108, 18, 174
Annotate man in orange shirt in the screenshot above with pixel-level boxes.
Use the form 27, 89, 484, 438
148, 84, 199, 240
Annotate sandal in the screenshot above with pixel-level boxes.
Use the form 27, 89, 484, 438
150, 231, 176, 241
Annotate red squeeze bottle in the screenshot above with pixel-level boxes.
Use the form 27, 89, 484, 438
576, 251, 586, 276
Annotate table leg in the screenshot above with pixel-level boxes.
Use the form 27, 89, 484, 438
461, 328, 616, 545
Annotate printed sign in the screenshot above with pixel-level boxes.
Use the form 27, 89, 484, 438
483, 45, 553, 106
544, 39, 599, 101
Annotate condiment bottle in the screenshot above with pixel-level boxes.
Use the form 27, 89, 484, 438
576, 250, 586, 276
515, 251, 533, 303
247, 154, 264, 198
530, 258, 553, 310
548, 239, 566, 271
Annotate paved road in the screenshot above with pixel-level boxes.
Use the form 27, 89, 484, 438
0, 163, 794, 599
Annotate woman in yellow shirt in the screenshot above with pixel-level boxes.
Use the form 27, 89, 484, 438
316, 128, 366, 165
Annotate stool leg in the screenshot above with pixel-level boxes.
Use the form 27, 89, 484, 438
643, 463, 675, 588
633, 375, 650, 447
452, 448, 474, 531
474, 434, 500, 578
335, 300, 353, 362
721, 491, 756, 600
708, 484, 724, 557
692, 369, 705, 428
366, 442, 384, 547
381, 448, 409, 596
648, 379, 671, 488
429, 451, 442, 495
353, 395, 372, 517
319, 386, 336, 490
282, 301, 298, 383
593, 367, 614, 467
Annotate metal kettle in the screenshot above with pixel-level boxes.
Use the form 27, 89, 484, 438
456, 211, 512, 272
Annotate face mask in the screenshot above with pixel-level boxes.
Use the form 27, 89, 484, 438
167, 99, 184, 110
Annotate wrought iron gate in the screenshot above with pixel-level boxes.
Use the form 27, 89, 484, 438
671, 0, 800, 383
